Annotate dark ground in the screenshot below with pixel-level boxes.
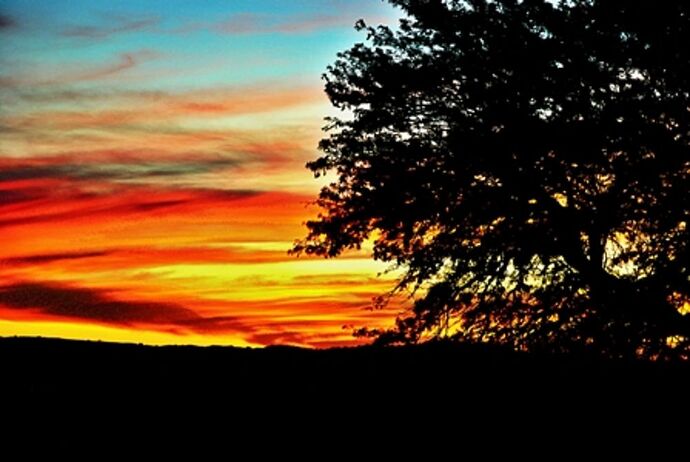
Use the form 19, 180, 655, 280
2, 336, 689, 452
3, 335, 689, 398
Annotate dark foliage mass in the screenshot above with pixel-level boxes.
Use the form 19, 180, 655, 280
294, 0, 690, 358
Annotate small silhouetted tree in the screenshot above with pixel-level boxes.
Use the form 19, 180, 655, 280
293, 0, 690, 358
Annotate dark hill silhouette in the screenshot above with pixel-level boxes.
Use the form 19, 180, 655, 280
3, 336, 689, 400
3, 336, 689, 453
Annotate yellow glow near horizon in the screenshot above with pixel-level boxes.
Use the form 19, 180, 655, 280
0, 319, 258, 347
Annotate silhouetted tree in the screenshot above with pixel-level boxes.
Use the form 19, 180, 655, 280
293, 0, 690, 358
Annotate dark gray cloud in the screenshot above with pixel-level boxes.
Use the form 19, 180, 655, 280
0, 13, 16, 29
0, 50, 158, 89
0, 187, 96, 207
0, 282, 200, 325
0, 155, 258, 228
0, 189, 37, 206
0, 158, 242, 183
0, 198, 187, 228
4, 88, 169, 104
0, 281, 253, 335
0, 188, 260, 228
61, 16, 159, 39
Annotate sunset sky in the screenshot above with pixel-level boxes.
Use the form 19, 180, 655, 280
0, 0, 404, 347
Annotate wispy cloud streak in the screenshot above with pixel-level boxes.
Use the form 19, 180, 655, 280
61, 16, 159, 39
213, 13, 356, 35
0, 282, 201, 326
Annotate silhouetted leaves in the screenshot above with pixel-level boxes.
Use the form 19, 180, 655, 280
294, 0, 690, 358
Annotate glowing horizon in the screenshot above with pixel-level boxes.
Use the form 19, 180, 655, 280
0, 0, 403, 347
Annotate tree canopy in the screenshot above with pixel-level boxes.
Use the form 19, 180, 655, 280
293, 0, 690, 358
